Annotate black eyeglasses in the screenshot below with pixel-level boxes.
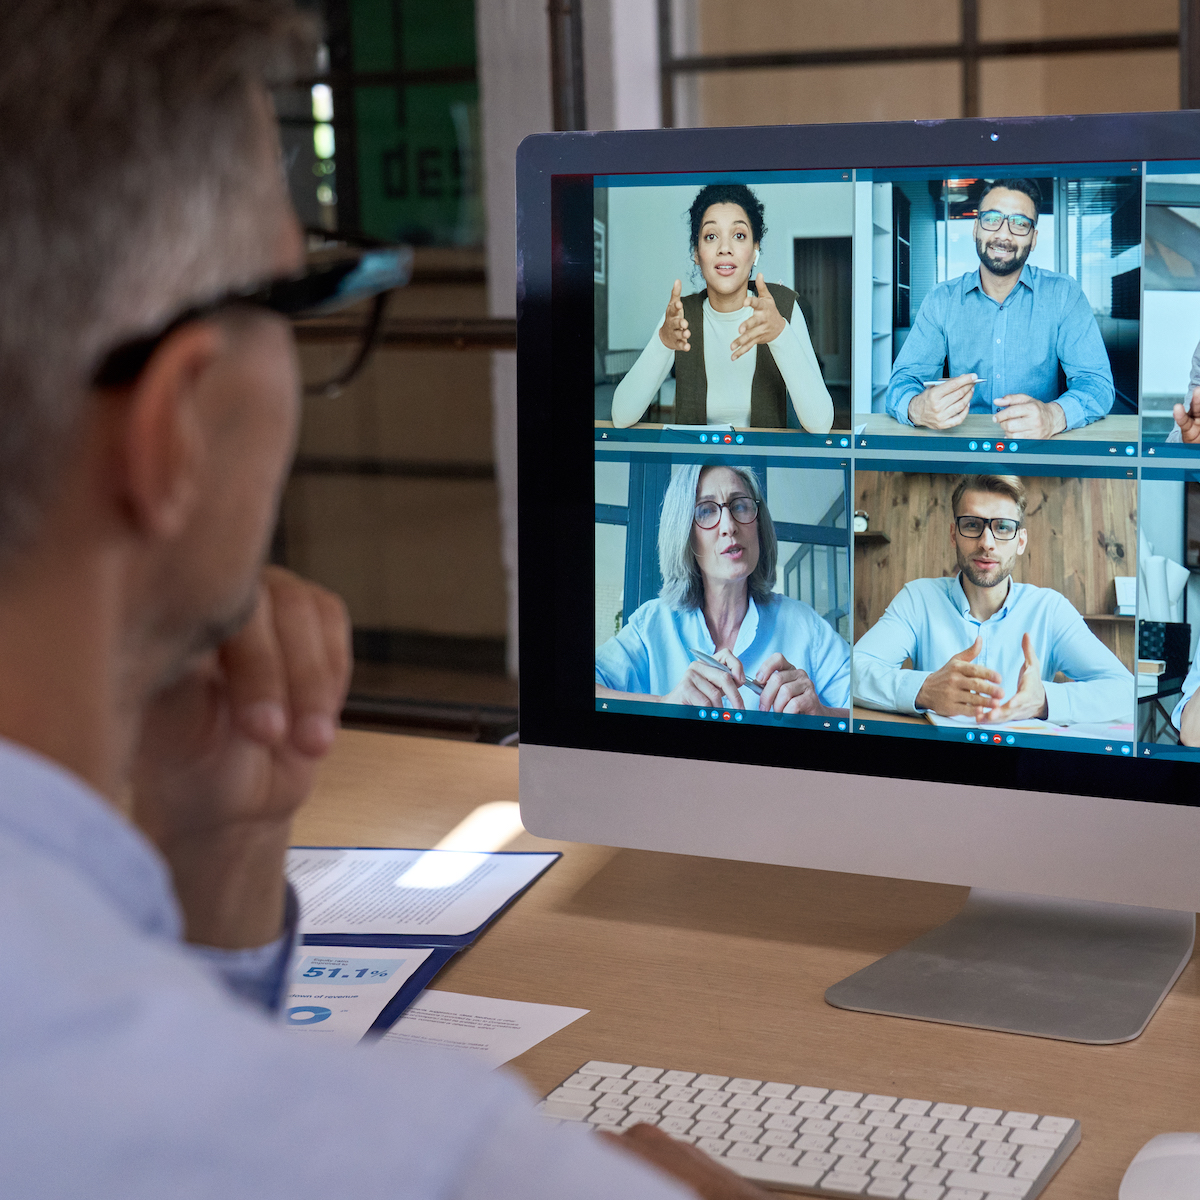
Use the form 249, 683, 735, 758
977, 209, 1036, 237
694, 497, 759, 529
955, 515, 1021, 540
91, 239, 413, 398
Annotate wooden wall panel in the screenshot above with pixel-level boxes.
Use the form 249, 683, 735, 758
853, 472, 1137, 671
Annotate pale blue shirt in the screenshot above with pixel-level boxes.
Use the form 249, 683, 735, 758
885, 265, 1115, 430
853, 576, 1133, 724
0, 737, 689, 1200
596, 593, 851, 709
1170, 658, 1200, 729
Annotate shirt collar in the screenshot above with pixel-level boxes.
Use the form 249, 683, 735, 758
694, 595, 761, 656
953, 573, 1015, 621
963, 263, 1037, 299
0, 737, 182, 940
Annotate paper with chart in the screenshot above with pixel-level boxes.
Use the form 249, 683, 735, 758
283, 945, 433, 1043
376, 991, 589, 1069
287, 847, 558, 938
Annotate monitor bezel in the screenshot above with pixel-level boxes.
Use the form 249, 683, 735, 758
517, 111, 1200, 809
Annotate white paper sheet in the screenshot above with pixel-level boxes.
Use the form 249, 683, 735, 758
283, 945, 433, 1043
376, 991, 589, 1069
287, 848, 557, 938
925, 712, 1135, 740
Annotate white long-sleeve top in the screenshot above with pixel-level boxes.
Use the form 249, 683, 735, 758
611, 297, 835, 432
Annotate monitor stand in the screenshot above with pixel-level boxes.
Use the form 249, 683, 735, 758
824, 889, 1196, 1044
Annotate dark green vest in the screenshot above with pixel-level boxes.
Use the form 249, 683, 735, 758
672, 284, 798, 428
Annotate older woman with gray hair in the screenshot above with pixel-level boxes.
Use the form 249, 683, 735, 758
596, 462, 850, 715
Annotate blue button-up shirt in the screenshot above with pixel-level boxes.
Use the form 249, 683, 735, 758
853, 576, 1133, 724
885, 265, 1115, 430
1171, 658, 1200, 730
0, 736, 688, 1200
596, 593, 851, 710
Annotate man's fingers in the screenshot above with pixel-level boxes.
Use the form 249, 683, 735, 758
220, 588, 288, 746
1021, 631, 1039, 669
957, 636, 984, 662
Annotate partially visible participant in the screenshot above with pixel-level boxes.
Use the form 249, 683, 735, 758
611, 183, 834, 432
854, 475, 1132, 723
885, 179, 1114, 439
597, 463, 850, 716
1167, 334, 1200, 442
1172, 658, 1200, 744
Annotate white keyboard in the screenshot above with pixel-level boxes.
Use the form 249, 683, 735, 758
537, 1060, 1080, 1198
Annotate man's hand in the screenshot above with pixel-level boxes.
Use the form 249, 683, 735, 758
906, 375, 976, 430
130, 567, 351, 949
755, 652, 840, 716
662, 649, 745, 709
982, 633, 1048, 723
914, 636, 1004, 719
601, 1124, 771, 1200
730, 273, 786, 361
1173, 386, 1200, 443
659, 279, 691, 352
992, 393, 1066, 439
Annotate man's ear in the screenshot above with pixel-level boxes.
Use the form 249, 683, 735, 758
1016, 527, 1028, 556
110, 321, 224, 541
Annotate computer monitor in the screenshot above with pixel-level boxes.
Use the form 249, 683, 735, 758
515, 111, 1200, 1045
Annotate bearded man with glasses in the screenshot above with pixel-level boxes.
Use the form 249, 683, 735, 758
884, 178, 1114, 439
854, 474, 1132, 724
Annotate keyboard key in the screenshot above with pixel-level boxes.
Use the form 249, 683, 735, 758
904, 1187, 945, 1200
977, 1158, 1015, 1177
940, 1153, 978, 1171
908, 1166, 948, 1185
727, 1094, 763, 1111
829, 1091, 865, 1106
901, 1115, 938, 1133
760, 1097, 799, 1115
726, 1142, 765, 1162
865, 1143, 904, 1162
758, 1081, 795, 1099
693, 1089, 727, 1106
973, 1124, 1008, 1143
595, 1093, 632, 1111
798, 1102, 835, 1119
945, 1171, 1031, 1196
965, 1107, 1002, 1125
862, 1095, 899, 1111
727, 1125, 762, 1144
692, 1120, 730, 1139
728, 1160, 824, 1189
941, 1137, 979, 1155
1007, 1128, 1065, 1149
935, 1121, 975, 1138
694, 1075, 728, 1090
802, 1119, 839, 1137
833, 1107, 867, 1124
865, 1182, 906, 1198
1036, 1116, 1074, 1135
1000, 1112, 1037, 1130
663, 1101, 701, 1119
796, 1134, 834, 1152
595, 1077, 633, 1094
895, 1099, 933, 1116
758, 1129, 797, 1148
1013, 1160, 1044, 1180
561, 1073, 600, 1090
627, 1081, 666, 1098
870, 1127, 908, 1146
838, 1122, 870, 1138
729, 1111, 766, 1129
727, 1078, 763, 1094
832, 1138, 870, 1157
978, 1141, 1015, 1160
627, 1067, 663, 1082
930, 1104, 967, 1121
871, 1160, 910, 1179
586, 1109, 619, 1126
661, 1085, 698, 1102
793, 1151, 833, 1170
1015, 1146, 1053, 1167
761, 1147, 800, 1166
628, 1097, 667, 1115
943, 1189, 983, 1200
695, 1136, 731, 1156
824, 1170, 871, 1193
657, 1117, 694, 1136
764, 1114, 802, 1133
864, 1111, 903, 1129
697, 1106, 731, 1123
580, 1061, 630, 1078
906, 1133, 944, 1151
660, 1070, 696, 1086
548, 1087, 601, 1106
538, 1099, 591, 1120
903, 1148, 941, 1167
620, 1112, 658, 1129
793, 1086, 830, 1103
666, 1132, 696, 1144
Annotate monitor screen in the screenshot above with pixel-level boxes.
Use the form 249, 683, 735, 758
517, 113, 1200, 909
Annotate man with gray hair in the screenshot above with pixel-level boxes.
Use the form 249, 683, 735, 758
0, 4, 763, 1198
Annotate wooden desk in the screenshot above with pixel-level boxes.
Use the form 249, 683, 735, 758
296, 730, 1200, 1198
859, 413, 1139, 442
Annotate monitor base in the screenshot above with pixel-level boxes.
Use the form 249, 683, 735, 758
824, 888, 1195, 1044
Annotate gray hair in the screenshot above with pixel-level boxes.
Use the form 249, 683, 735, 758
0, 0, 316, 566
658, 462, 778, 611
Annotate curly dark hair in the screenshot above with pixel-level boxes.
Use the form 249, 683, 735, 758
687, 183, 766, 253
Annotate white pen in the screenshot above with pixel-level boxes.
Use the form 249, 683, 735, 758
923, 377, 986, 386
688, 647, 763, 695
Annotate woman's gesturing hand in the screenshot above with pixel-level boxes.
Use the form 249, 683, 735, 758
662, 648, 746, 708
755, 653, 825, 715
730, 273, 786, 360
658, 278, 691, 352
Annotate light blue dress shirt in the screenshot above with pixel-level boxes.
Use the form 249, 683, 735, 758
0, 737, 689, 1200
596, 592, 851, 710
853, 576, 1133, 724
1170, 658, 1200, 730
885, 265, 1115, 430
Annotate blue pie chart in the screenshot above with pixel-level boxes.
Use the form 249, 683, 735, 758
287, 1005, 332, 1024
